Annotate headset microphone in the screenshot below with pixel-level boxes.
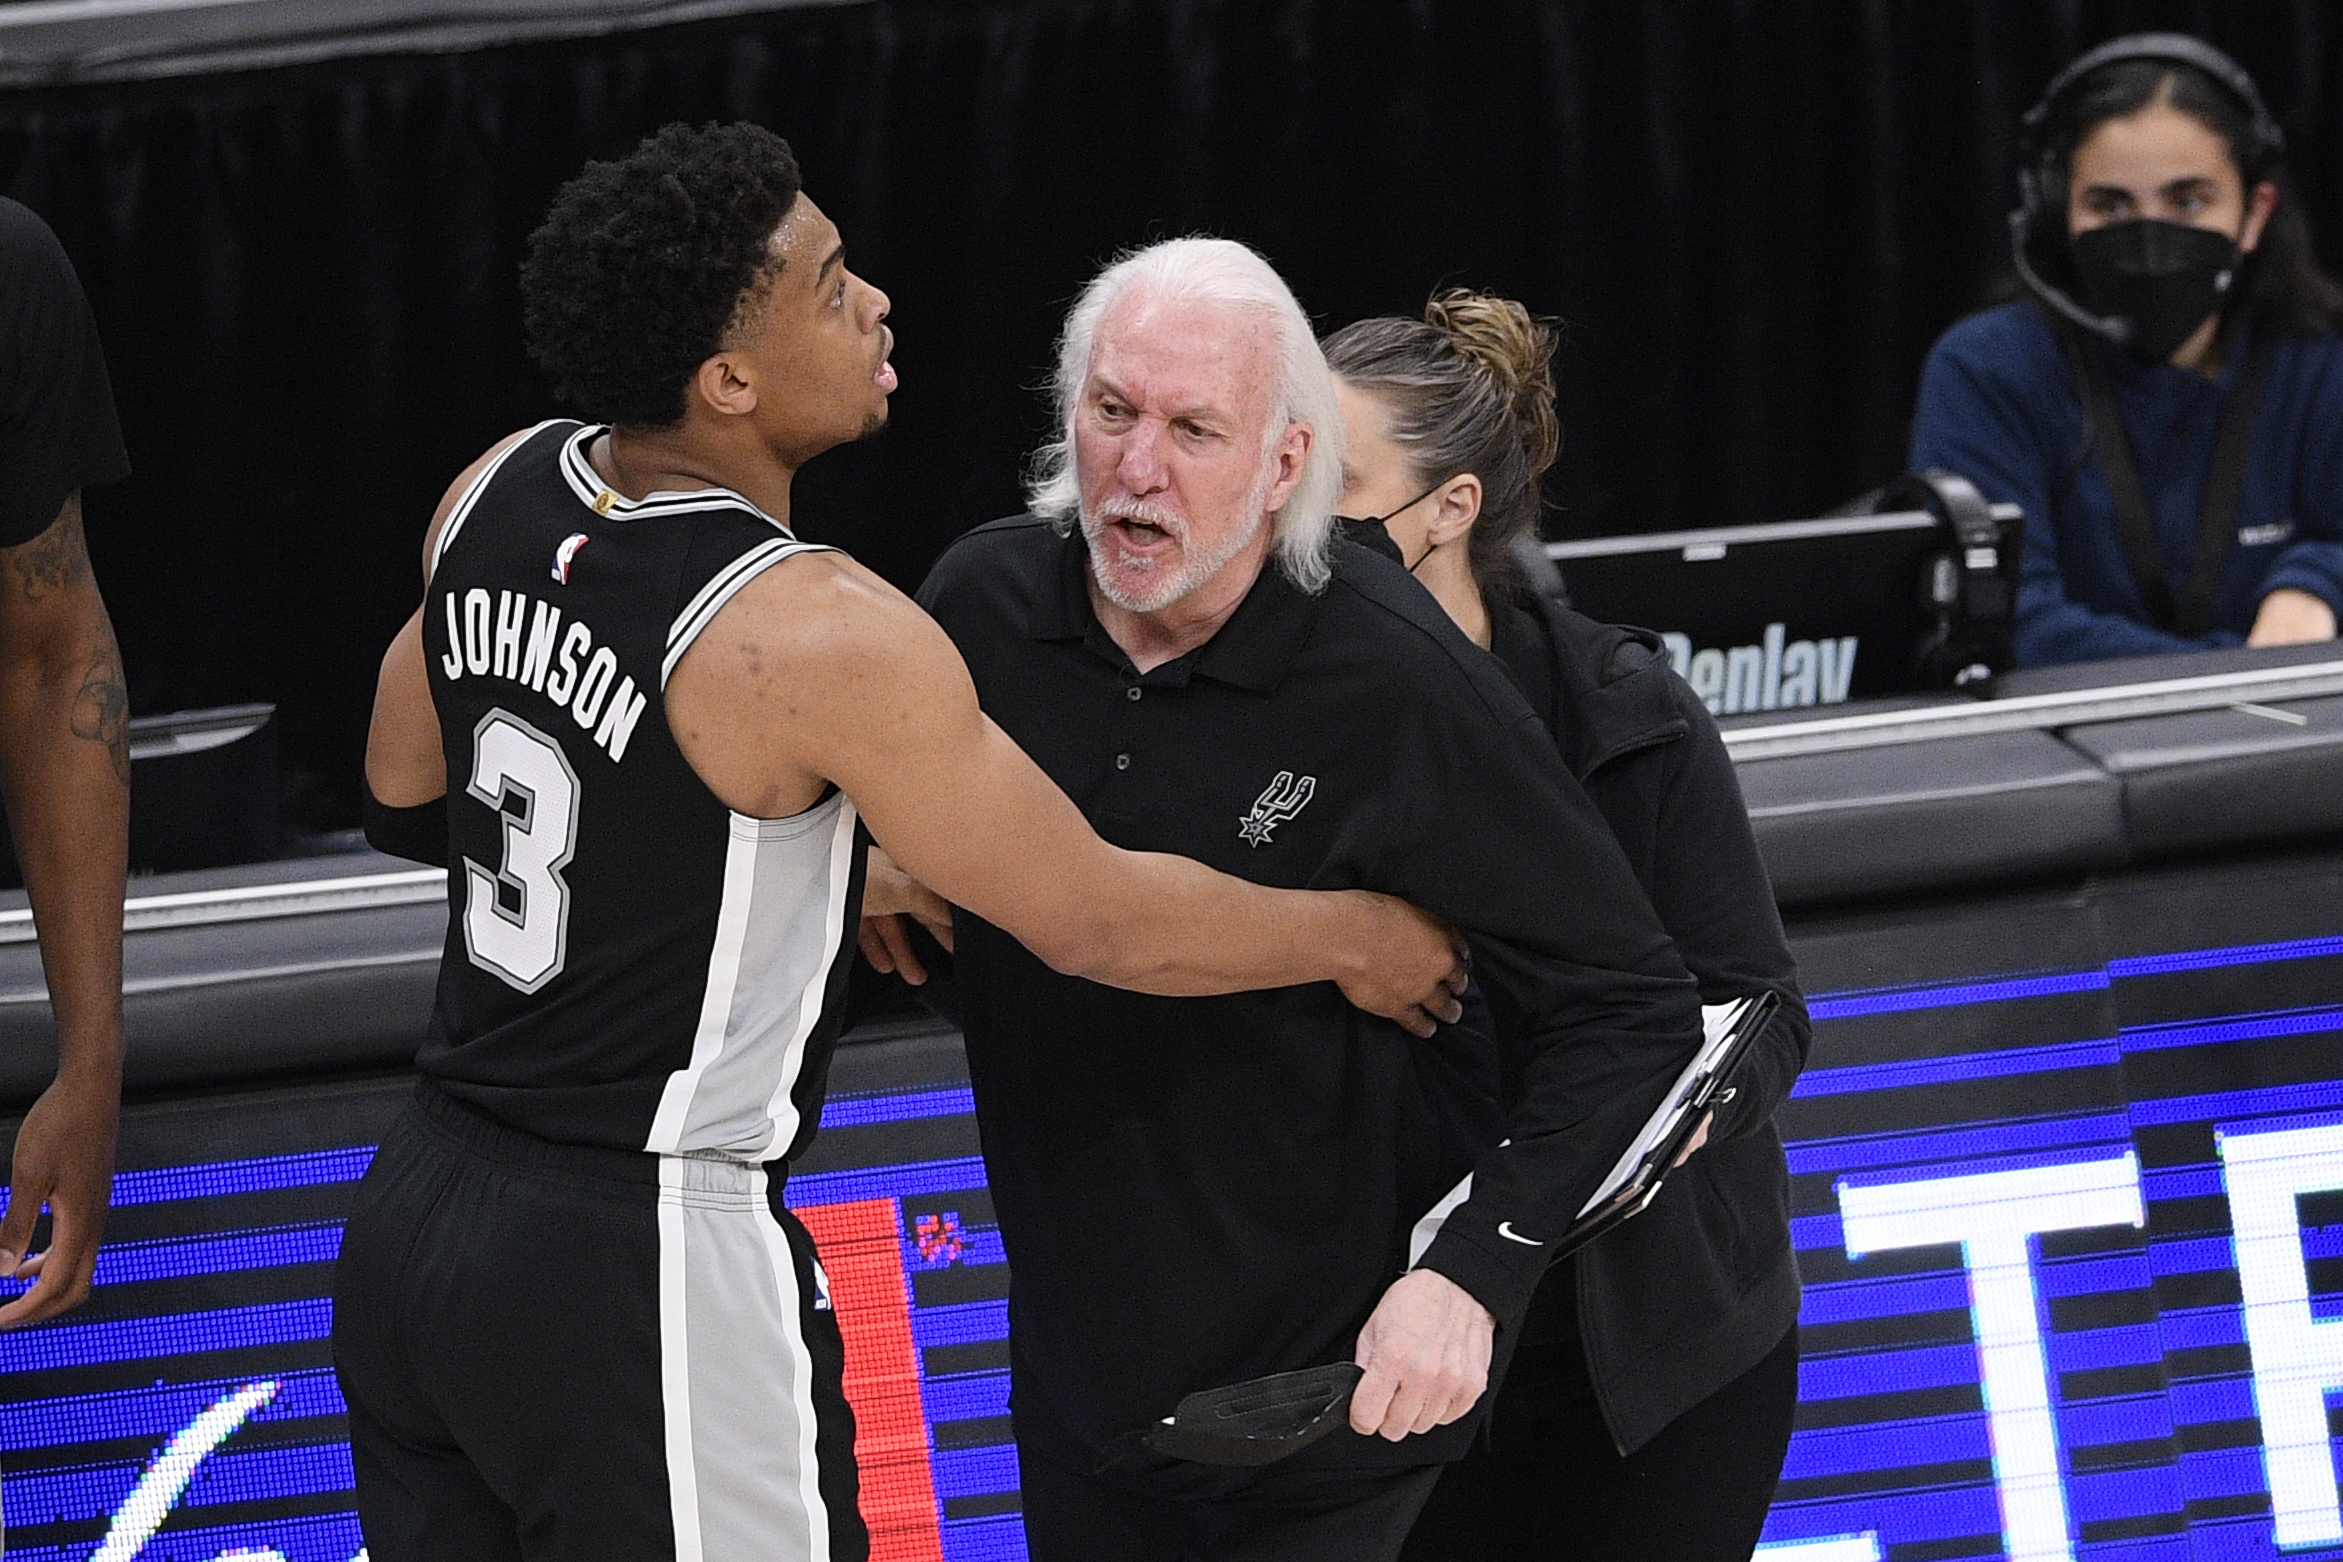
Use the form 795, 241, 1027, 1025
2008, 32, 2284, 348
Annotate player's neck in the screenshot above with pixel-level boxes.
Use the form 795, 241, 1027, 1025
591, 426, 798, 526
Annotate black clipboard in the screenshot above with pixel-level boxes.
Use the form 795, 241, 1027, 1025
1542, 990, 1780, 1264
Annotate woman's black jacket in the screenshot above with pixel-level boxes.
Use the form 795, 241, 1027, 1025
1484, 582, 1811, 1454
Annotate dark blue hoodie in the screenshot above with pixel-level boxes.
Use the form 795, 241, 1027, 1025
1909, 299, 2343, 666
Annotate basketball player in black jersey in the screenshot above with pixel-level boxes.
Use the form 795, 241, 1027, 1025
333, 123, 1467, 1562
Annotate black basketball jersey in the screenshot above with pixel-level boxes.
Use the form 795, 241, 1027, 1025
416, 420, 865, 1161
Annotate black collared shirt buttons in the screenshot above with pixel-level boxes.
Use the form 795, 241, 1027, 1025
1115, 752, 1131, 770
1127, 686, 1143, 701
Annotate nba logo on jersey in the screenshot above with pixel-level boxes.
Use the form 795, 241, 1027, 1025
552, 532, 589, 585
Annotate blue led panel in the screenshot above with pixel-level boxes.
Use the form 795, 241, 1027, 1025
5, 852, 2342, 1562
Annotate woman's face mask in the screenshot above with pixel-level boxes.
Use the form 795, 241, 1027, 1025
2070, 218, 2240, 363
2060, 100, 2260, 363
1334, 482, 1444, 572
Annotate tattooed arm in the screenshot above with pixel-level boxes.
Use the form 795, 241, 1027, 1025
0, 491, 127, 1327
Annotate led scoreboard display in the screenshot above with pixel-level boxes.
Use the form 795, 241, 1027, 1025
3, 848, 2341, 1562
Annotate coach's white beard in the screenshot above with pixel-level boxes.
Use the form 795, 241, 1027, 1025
1081, 457, 1276, 614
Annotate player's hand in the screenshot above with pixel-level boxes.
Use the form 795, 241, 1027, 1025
1672, 1110, 1714, 1168
860, 915, 934, 985
1332, 892, 1467, 1038
860, 846, 955, 986
865, 845, 955, 941
1349, 1268, 1494, 1440
0, 1065, 119, 1328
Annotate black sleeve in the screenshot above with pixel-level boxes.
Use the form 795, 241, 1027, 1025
0, 200, 129, 546
1637, 682, 1812, 1143
362, 783, 448, 868
1384, 692, 1705, 1336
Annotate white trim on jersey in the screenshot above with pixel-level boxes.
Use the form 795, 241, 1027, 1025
656, 1165, 706, 1562
661, 537, 837, 688
644, 792, 858, 1160
557, 424, 791, 528
646, 817, 763, 1156
757, 1179, 833, 1560
429, 419, 565, 578
756, 798, 860, 1159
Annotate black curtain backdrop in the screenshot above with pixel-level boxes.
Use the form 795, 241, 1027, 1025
2, 0, 2337, 827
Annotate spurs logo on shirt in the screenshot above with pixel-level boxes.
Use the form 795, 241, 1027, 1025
1238, 770, 1316, 846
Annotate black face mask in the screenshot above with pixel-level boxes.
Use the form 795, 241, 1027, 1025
1335, 482, 1445, 572
2071, 219, 2240, 363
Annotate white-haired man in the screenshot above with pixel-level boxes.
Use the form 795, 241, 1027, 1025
907, 237, 1707, 1559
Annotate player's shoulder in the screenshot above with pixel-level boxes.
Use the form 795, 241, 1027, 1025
440, 419, 578, 510
676, 538, 936, 703
1321, 539, 1543, 731
712, 535, 889, 634
425, 420, 580, 570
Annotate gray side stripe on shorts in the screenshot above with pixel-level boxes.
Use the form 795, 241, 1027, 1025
657, 1156, 832, 1561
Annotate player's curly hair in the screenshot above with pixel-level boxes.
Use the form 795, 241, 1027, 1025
521, 122, 804, 428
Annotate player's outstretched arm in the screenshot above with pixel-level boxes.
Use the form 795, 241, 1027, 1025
667, 553, 1466, 1033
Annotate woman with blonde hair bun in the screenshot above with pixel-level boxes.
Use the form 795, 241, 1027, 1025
1325, 292, 1810, 1561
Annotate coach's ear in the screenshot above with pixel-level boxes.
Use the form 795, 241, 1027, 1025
692, 351, 759, 419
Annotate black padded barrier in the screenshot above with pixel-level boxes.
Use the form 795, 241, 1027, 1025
1727, 642, 2343, 907
0, 642, 2329, 1108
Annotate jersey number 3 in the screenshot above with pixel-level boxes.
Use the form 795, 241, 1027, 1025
462, 710, 580, 992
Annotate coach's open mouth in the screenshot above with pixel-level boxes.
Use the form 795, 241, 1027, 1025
1109, 517, 1173, 550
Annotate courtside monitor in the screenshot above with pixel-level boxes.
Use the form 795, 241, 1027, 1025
1547, 504, 2022, 715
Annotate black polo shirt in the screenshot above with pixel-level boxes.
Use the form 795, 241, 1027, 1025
0, 198, 129, 546
918, 516, 1701, 1466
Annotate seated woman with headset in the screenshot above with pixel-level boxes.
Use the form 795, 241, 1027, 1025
1326, 294, 1811, 1562
1910, 33, 2343, 667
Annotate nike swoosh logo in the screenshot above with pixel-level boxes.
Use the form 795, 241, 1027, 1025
1497, 1221, 1541, 1246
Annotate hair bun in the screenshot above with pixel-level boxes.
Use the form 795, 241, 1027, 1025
1422, 289, 1561, 475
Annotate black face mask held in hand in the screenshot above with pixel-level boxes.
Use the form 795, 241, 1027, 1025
2071, 219, 2241, 363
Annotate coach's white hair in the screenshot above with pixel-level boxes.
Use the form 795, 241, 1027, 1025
1025, 237, 1344, 595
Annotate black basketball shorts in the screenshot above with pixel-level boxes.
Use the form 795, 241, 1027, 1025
332, 1082, 868, 1562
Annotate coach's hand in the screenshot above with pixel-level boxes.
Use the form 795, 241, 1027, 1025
859, 846, 956, 985
1350, 1268, 1494, 1440
1333, 893, 1467, 1039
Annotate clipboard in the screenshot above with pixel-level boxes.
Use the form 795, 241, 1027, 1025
1543, 990, 1780, 1263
